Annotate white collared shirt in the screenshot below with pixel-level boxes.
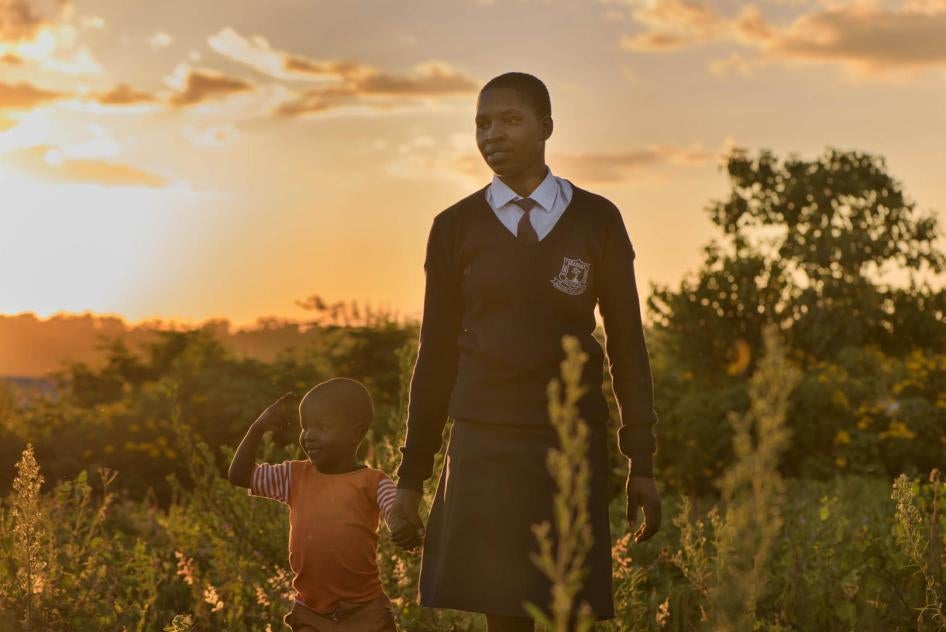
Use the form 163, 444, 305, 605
485, 167, 574, 241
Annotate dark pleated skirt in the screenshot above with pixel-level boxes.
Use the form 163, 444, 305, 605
418, 418, 615, 620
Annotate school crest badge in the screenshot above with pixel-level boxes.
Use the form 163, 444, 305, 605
551, 257, 590, 295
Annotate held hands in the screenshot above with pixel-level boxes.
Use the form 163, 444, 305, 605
627, 474, 661, 543
253, 391, 299, 433
388, 488, 425, 551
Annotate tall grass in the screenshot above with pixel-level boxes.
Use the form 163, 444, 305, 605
2, 326, 945, 630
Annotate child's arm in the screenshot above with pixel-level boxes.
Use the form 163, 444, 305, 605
228, 392, 297, 488
376, 475, 397, 531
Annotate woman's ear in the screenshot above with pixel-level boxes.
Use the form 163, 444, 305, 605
541, 115, 554, 141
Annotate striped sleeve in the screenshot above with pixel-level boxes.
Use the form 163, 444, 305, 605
248, 461, 291, 504
376, 475, 397, 528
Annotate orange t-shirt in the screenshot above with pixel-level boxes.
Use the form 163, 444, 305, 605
249, 460, 397, 612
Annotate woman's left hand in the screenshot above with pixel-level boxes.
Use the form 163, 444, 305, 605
626, 475, 661, 543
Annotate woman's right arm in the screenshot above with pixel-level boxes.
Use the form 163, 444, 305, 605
395, 213, 463, 493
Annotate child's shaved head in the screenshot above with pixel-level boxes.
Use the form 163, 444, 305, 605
300, 378, 374, 431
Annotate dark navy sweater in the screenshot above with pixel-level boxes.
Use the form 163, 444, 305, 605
396, 182, 658, 491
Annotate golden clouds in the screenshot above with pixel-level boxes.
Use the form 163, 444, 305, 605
93, 83, 157, 106
552, 144, 715, 184
386, 133, 718, 185
0, 80, 63, 109
208, 27, 477, 117
0, 0, 103, 78
616, 0, 946, 76
0, 0, 69, 43
620, 0, 721, 51
752, 4, 946, 73
275, 62, 477, 118
6, 144, 168, 187
164, 64, 254, 107
207, 27, 361, 81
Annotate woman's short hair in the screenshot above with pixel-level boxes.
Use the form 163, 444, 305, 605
480, 72, 551, 120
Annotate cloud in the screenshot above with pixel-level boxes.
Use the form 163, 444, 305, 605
148, 30, 172, 50
40, 43, 100, 74
0, 4, 105, 77
163, 63, 254, 107
356, 61, 479, 96
186, 123, 240, 148
0, 0, 70, 43
552, 144, 715, 183
739, 3, 946, 73
208, 27, 367, 81
208, 27, 477, 117
613, 0, 946, 76
275, 62, 477, 118
93, 83, 157, 106
1, 80, 162, 116
620, 0, 723, 51
57, 123, 120, 159
0, 80, 65, 109
386, 132, 719, 185
6, 143, 169, 187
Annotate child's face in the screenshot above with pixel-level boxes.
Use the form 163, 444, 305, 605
475, 87, 550, 178
298, 398, 364, 470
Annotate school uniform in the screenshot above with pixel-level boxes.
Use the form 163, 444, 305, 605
396, 167, 658, 620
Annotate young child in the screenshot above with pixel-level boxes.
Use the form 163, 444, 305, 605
228, 378, 400, 632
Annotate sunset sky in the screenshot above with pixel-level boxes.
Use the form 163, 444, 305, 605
2, 0, 945, 328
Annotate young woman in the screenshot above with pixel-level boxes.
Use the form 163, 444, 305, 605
389, 72, 662, 632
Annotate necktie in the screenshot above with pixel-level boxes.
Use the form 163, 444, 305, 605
512, 197, 539, 245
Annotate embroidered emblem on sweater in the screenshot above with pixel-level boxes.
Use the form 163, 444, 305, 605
551, 257, 590, 295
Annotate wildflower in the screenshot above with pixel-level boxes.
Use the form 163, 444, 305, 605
255, 585, 270, 607
175, 551, 196, 586
834, 430, 851, 445
203, 584, 224, 612
268, 568, 295, 603
611, 533, 631, 578
394, 557, 411, 588
656, 597, 670, 628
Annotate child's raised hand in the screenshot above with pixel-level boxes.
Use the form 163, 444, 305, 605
253, 391, 299, 432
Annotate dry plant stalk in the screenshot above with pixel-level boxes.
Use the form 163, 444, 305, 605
11, 443, 47, 631
710, 323, 800, 632
525, 335, 597, 632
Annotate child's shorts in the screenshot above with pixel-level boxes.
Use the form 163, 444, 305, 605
282, 593, 399, 632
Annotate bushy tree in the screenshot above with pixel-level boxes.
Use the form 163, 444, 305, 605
649, 148, 946, 491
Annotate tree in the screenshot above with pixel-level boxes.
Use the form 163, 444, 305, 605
648, 147, 946, 490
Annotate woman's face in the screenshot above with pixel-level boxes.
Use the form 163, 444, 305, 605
475, 87, 551, 178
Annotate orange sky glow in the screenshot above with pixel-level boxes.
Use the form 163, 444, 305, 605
2, 0, 945, 328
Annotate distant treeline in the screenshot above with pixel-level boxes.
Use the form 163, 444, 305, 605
0, 298, 406, 377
